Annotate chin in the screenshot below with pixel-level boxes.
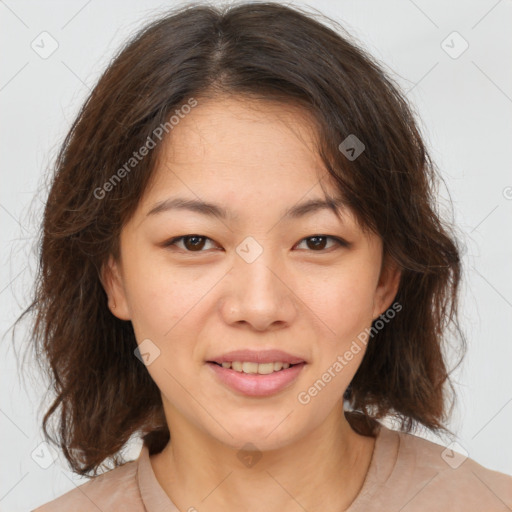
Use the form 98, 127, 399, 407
209, 415, 302, 452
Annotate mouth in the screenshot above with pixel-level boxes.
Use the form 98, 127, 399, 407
207, 360, 303, 374
206, 360, 307, 397
205, 349, 307, 396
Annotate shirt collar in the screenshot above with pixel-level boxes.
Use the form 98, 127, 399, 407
135, 422, 398, 512
137, 444, 180, 512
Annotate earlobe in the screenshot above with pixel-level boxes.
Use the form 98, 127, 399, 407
372, 256, 401, 321
99, 255, 131, 321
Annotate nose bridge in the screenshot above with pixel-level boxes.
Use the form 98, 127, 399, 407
222, 236, 296, 329
236, 237, 282, 301
238, 252, 278, 295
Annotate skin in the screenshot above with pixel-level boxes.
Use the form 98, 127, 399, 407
102, 95, 401, 512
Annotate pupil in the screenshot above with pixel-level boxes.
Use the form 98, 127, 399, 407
308, 236, 326, 250
185, 235, 205, 251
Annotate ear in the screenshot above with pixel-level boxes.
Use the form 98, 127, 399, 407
372, 253, 401, 321
99, 255, 131, 321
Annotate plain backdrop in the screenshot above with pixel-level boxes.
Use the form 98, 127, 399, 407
1, 0, 511, 510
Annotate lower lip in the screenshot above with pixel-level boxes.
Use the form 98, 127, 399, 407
206, 362, 306, 397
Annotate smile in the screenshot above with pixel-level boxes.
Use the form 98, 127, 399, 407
206, 361, 306, 397
211, 361, 296, 374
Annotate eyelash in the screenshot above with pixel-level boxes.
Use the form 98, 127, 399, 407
162, 234, 349, 253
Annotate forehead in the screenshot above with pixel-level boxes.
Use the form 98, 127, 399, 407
167, 94, 320, 153
145, 95, 337, 203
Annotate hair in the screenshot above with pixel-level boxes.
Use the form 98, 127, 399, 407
15, 1, 466, 476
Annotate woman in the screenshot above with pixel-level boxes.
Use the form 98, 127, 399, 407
25, 2, 512, 511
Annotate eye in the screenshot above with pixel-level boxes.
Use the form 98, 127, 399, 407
163, 234, 348, 253
163, 235, 219, 252
295, 235, 348, 251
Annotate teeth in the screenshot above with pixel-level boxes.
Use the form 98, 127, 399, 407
242, 362, 259, 374
218, 361, 293, 374
255, 363, 274, 375
232, 361, 243, 372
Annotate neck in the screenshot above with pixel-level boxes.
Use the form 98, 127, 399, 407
150, 403, 377, 512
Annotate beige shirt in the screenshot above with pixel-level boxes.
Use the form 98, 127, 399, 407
32, 422, 512, 511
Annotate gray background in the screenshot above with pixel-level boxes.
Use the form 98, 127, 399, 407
1, 0, 511, 510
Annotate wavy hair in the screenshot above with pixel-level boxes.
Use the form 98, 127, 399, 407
15, 1, 465, 476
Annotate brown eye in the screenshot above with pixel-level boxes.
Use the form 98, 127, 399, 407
305, 236, 328, 250
164, 235, 217, 252
296, 235, 346, 251
182, 235, 207, 251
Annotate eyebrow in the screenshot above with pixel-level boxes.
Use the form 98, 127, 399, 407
146, 195, 347, 222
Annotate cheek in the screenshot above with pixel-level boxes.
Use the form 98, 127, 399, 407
120, 246, 192, 339
123, 249, 226, 351
299, 261, 377, 342
127, 276, 199, 341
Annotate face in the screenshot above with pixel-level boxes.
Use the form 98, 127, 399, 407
103, 95, 400, 451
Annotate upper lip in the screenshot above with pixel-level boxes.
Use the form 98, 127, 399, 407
207, 349, 306, 365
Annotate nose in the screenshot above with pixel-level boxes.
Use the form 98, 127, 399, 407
219, 248, 298, 332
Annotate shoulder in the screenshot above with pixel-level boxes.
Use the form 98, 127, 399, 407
389, 427, 512, 511
31, 457, 142, 512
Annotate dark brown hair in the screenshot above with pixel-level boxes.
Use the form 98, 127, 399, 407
16, 1, 466, 476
